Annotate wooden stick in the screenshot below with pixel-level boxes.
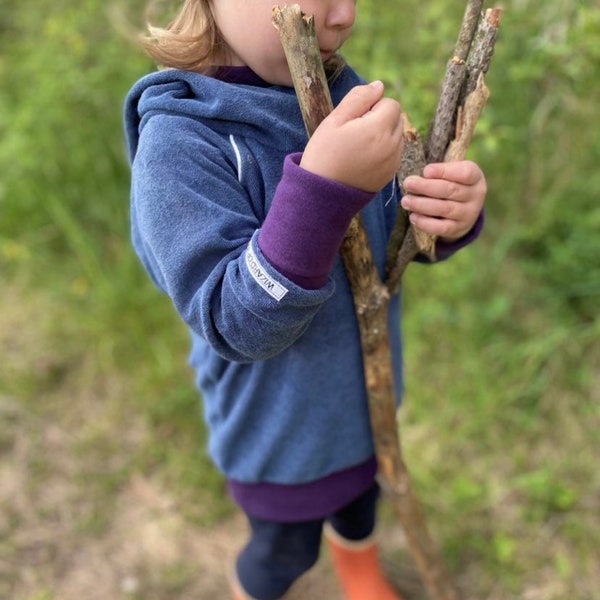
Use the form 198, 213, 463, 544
446, 73, 490, 162
385, 113, 428, 290
272, 5, 333, 136
387, 3, 501, 278
411, 0, 486, 262
272, 4, 381, 321
273, 6, 462, 600
425, 0, 483, 164
426, 57, 468, 164
455, 0, 486, 61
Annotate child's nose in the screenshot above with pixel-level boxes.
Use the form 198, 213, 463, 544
325, 0, 356, 30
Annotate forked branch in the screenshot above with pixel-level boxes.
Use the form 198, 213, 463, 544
273, 5, 464, 600
273, 4, 502, 599
385, 5, 501, 295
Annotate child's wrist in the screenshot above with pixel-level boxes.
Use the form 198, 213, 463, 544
258, 153, 373, 288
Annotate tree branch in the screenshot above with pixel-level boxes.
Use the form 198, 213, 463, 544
273, 3, 502, 598
426, 0, 484, 164
454, 0, 486, 61
387, 3, 501, 277
460, 8, 503, 102
272, 5, 333, 136
425, 57, 467, 164
446, 73, 490, 162
385, 113, 427, 291
273, 6, 463, 600
272, 4, 385, 329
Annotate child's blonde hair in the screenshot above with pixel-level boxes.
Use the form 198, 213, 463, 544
142, 0, 222, 73
140, 0, 345, 77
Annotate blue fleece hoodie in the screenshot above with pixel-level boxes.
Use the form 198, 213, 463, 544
124, 65, 406, 488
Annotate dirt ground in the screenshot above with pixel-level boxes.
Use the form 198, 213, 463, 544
0, 283, 425, 600
0, 394, 423, 600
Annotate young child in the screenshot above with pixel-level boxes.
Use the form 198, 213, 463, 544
124, 1, 487, 598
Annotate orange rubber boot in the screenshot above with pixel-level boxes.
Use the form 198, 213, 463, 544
324, 523, 403, 600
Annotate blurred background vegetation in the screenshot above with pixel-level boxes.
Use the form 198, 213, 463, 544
1, 0, 598, 598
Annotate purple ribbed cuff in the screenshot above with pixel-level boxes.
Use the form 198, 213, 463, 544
228, 456, 378, 522
258, 153, 374, 289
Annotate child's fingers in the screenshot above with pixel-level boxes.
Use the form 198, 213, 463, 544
364, 96, 403, 132
402, 196, 464, 221
330, 81, 385, 122
422, 160, 483, 186
408, 204, 476, 240
403, 177, 469, 204
408, 212, 458, 239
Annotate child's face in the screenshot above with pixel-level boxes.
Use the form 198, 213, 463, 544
212, 0, 357, 86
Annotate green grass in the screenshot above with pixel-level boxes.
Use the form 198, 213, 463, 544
1, 0, 599, 597
2, 201, 597, 599
398, 248, 599, 598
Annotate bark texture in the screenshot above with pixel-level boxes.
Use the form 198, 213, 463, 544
387, 2, 501, 290
272, 6, 333, 136
272, 3, 502, 599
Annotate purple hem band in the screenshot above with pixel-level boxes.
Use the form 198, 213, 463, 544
228, 456, 378, 523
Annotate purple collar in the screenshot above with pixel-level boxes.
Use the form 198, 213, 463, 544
211, 66, 272, 88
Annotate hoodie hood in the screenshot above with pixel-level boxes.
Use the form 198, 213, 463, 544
125, 69, 309, 163
124, 66, 363, 164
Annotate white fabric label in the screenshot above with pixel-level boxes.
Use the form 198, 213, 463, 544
245, 244, 289, 302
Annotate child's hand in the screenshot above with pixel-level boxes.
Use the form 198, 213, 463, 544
401, 161, 487, 242
300, 81, 403, 193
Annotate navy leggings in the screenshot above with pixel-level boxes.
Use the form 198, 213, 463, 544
236, 484, 380, 600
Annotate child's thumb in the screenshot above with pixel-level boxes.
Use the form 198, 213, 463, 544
333, 81, 385, 122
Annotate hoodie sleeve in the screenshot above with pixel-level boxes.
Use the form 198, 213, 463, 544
130, 113, 336, 363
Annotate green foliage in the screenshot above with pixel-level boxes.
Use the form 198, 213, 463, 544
347, 0, 465, 125
0, 0, 150, 277
489, 1, 600, 323
1, 0, 598, 598
0, 0, 230, 552
344, 0, 600, 325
